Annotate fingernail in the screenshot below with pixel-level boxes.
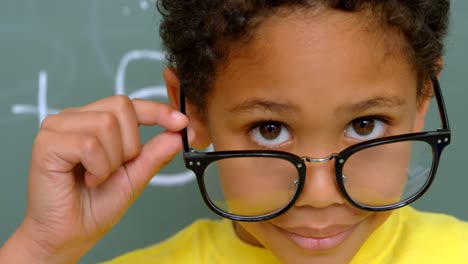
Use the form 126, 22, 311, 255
172, 110, 187, 121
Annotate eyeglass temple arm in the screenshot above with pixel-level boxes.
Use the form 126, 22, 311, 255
179, 86, 191, 152
432, 76, 450, 130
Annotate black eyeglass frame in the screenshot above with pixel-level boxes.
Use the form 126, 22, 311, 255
179, 77, 451, 222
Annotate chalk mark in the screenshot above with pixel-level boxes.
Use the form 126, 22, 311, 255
10, 50, 197, 187
11, 71, 59, 125
115, 50, 165, 95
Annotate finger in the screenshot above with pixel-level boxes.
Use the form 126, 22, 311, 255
123, 130, 184, 195
61, 96, 188, 163
132, 99, 188, 131
86, 127, 196, 213
62, 96, 141, 162
70, 96, 188, 130
40, 111, 124, 174
32, 130, 112, 187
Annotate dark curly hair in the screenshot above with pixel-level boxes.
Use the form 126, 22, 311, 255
157, 0, 450, 113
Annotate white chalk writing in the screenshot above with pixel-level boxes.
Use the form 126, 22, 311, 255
11, 50, 196, 187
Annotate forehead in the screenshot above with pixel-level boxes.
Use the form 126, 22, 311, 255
210, 9, 417, 101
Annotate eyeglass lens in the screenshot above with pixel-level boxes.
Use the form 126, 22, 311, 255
343, 140, 433, 207
202, 140, 434, 217
203, 157, 300, 217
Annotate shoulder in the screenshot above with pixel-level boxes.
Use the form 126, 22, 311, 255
396, 207, 468, 262
103, 218, 278, 264
102, 218, 227, 264
353, 207, 468, 264
400, 206, 468, 236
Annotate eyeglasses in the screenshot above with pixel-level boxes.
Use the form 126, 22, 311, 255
179, 77, 451, 222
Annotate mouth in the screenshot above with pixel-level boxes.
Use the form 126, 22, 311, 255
276, 224, 357, 251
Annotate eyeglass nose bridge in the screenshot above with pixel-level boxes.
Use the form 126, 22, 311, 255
301, 153, 339, 163
301, 154, 347, 182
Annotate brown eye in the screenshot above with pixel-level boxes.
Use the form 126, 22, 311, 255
352, 119, 375, 136
345, 118, 386, 141
259, 122, 282, 140
250, 121, 292, 147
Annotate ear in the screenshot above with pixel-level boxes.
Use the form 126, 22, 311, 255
163, 67, 212, 149
163, 67, 182, 110
412, 81, 432, 133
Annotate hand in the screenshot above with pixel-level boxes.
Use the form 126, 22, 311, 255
0, 95, 190, 263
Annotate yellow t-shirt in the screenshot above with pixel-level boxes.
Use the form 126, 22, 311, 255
103, 207, 468, 263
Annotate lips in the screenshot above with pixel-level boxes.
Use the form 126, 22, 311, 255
276, 224, 357, 251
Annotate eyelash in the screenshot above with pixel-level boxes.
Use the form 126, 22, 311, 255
246, 120, 292, 150
353, 115, 392, 125
244, 115, 394, 149
357, 115, 393, 127
345, 115, 394, 138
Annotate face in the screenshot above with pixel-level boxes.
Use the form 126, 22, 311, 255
169, 8, 430, 264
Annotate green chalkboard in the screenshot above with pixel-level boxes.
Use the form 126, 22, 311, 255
0, 1, 466, 263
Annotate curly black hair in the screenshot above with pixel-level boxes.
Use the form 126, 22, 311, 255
157, 0, 450, 113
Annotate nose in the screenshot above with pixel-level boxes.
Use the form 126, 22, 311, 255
293, 154, 346, 209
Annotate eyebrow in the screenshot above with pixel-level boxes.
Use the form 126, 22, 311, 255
227, 99, 300, 114
344, 95, 406, 113
226, 95, 405, 115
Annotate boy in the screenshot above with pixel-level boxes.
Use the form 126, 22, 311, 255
1, 0, 467, 263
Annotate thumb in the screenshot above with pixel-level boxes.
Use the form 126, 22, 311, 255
124, 130, 184, 195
